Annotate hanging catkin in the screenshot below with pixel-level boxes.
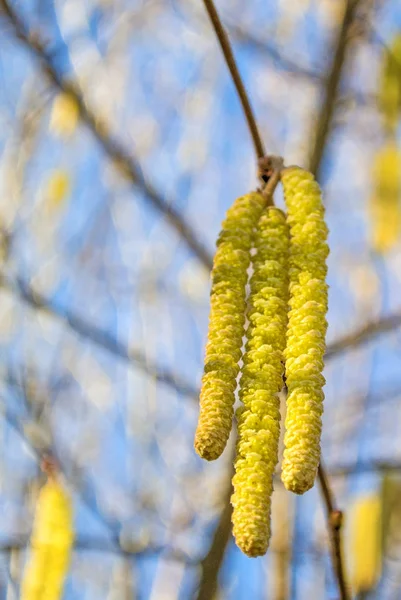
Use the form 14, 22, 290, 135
21, 478, 74, 600
378, 33, 401, 134
194, 192, 266, 460
281, 167, 329, 494
231, 207, 289, 557
50, 93, 79, 138
369, 140, 401, 253
348, 494, 382, 594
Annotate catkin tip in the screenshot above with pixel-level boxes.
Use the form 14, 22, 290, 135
234, 534, 270, 558
282, 472, 316, 495
194, 435, 225, 461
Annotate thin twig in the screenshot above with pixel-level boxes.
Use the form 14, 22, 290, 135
308, 0, 363, 179
325, 310, 401, 360
0, 538, 197, 562
0, 0, 213, 270
195, 463, 234, 600
226, 21, 324, 82
0, 272, 198, 399
201, 0, 265, 160
318, 463, 350, 600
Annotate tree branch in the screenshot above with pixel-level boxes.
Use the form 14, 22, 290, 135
0, 538, 197, 563
325, 310, 401, 361
195, 463, 234, 600
308, 0, 363, 179
0, 0, 213, 271
226, 21, 323, 82
0, 272, 199, 399
201, 0, 265, 160
318, 463, 350, 600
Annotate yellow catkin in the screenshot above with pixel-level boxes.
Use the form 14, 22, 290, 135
369, 140, 401, 253
44, 170, 71, 210
349, 494, 382, 594
50, 93, 79, 138
232, 207, 289, 557
281, 167, 329, 494
194, 192, 266, 460
21, 478, 74, 600
378, 33, 401, 133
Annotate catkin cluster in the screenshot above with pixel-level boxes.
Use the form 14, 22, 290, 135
281, 167, 329, 494
232, 207, 289, 557
194, 166, 329, 556
194, 192, 266, 460
21, 478, 74, 600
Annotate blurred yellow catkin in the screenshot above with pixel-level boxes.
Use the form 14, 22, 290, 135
44, 170, 71, 211
370, 141, 401, 253
194, 192, 267, 461
21, 478, 74, 600
50, 93, 79, 138
378, 33, 401, 133
349, 494, 382, 594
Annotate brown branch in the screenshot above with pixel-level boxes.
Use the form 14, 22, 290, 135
308, 0, 363, 179
325, 310, 401, 361
0, 538, 197, 562
201, 0, 265, 160
226, 21, 324, 82
0, 0, 213, 271
0, 272, 199, 399
195, 462, 234, 600
318, 463, 350, 600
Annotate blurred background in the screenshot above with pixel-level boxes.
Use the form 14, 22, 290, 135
0, 0, 400, 598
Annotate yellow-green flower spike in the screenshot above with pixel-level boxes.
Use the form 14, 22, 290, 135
21, 478, 74, 600
378, 33, 401, 133
231, 207, 289, 557
281, 167, 329, 494
195, 192, 266, 461
369, 140, 401, 253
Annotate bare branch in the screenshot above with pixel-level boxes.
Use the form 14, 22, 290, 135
325, 311, 401, 361
0, 272, 199, 399
227, 22, 323, 82
308, 0, 363, 179
201, 0, 265, 160
0, 538, 197, 563
318, 463, 350, 600
195, 462, 234, 600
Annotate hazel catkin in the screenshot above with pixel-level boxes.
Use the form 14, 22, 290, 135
231, 207, 289, 557
369, 140, 401, 253
281, 166, 329, 495
194, 192, 266, 460
21, 478, 74, 600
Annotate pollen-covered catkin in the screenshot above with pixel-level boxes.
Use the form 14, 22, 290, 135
195, 192, 266, 461
281, 167, 329, 495
21, 478, 74, 600
231, 207, 289, 557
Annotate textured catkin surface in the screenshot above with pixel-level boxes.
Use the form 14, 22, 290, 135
281, 167, 329, 495
231, 207, 289, 557
194, 192, 266, 461
21, 480, 74, 600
